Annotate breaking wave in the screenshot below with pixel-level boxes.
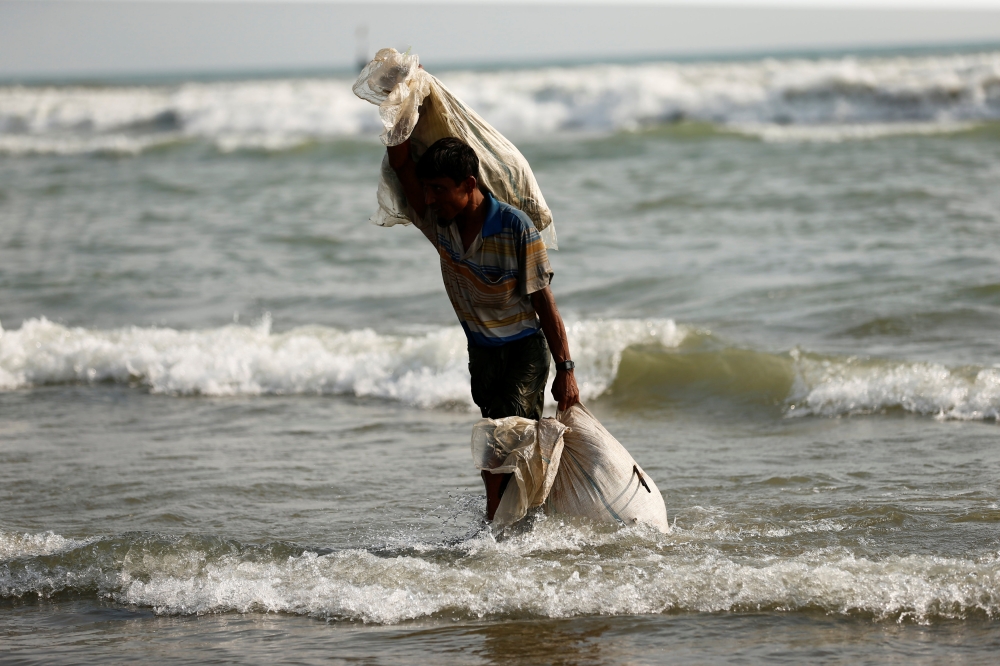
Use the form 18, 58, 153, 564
0, 316, 686, 408
2, 50, 1000, 154
787, 349, 1000, 421
612, 344, 1000, 421
1, 316, 998, 420
3, 524, 999, 623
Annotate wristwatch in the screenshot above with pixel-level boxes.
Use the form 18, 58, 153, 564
555, 360, 575, 372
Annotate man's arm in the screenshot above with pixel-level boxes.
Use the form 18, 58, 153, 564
531, 286, 580, 412
386, 138, 426, 219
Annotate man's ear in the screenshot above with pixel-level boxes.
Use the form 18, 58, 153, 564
463, 175, 478, 194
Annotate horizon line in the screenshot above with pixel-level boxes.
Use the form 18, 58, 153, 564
3, 37, 999, 86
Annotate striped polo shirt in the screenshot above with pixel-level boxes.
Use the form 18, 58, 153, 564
412, 192, 553, 347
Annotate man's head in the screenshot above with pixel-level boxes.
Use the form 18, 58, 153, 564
416, 137, 481, 223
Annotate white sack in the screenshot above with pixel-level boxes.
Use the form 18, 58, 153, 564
471, 404, 669, 533
546, 404, 669, 533
353, 48, 557, 249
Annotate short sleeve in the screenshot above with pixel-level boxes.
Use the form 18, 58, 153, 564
517, 214, 553, 296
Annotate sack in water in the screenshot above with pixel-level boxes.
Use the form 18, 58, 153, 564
471, 404, 669, 532
352, 47, 557, 249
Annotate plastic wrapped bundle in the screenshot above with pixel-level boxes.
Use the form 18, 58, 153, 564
353, 48, 557, 249
472, 404, 669, 532
471, 416, 567, 527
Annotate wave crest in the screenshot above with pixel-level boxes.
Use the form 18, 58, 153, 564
0, 316, 685, 408
3, 51, 1000, 154
3, 317, 998, 420
790, 351, 1000, 421
606, 344, 1000, 421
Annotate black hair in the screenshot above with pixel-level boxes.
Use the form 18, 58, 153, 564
415, 137, 480, 185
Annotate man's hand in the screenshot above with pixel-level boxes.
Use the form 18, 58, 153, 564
552, 367, 580, 413
531, 286, 580, 413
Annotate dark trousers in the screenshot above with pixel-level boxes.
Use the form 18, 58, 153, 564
468, 330, 550, 421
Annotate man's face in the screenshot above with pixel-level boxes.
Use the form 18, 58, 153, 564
421, 175, 474, 222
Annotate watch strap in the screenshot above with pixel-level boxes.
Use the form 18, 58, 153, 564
555, 360, 575, 372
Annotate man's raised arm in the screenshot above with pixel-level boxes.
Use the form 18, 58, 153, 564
386, 139, 426, 219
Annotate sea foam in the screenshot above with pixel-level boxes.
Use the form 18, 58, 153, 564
2, 51, 999, 154
790, 351, 1000, 421
0, 530, 91, 560
0, 316, 685, 408
3, 525, 999, 623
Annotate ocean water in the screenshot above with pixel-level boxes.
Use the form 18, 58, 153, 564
3, 50, 1000, 663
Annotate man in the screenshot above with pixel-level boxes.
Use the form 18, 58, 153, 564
386, 136, 579, 520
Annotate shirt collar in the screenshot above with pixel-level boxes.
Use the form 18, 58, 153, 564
480, 192, 502, 239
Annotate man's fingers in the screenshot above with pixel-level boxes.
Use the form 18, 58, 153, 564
552, 373, 580, 413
